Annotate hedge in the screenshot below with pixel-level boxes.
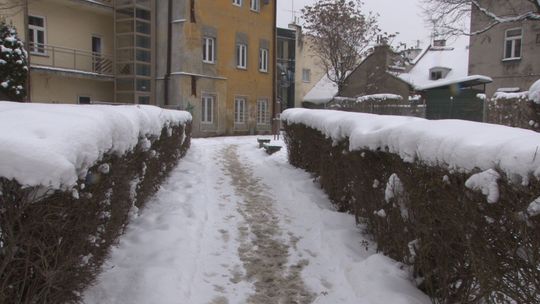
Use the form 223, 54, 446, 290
284, 122, 540, 303
0, 123, 191, 303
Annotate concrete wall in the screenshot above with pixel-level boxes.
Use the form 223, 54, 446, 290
156, 0, 275, 137
339, 46, 410, 99
469, 0, 540, 96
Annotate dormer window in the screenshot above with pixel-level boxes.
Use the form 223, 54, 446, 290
429, 67, 451, 80
431, 71, 443, 80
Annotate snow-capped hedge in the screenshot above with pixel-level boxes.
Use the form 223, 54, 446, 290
282, 108, 540, 303
0, 102, 192, 303
0, 101, 191, 189
282, 108, 540, 184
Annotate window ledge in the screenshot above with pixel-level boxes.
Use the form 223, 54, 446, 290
203, 60, 215, 64
259, 69, 268, 73
236, 66, 247, 70
502, 57, 521, 62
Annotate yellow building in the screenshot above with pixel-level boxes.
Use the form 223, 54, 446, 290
156, 0, 276, 137
2, 0, 276, 137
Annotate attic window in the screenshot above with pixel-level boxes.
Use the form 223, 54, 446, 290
429, 67, 451, 80
431, 71, 443, 80
433, 39, 446, 47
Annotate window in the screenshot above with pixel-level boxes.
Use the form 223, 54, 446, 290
203, 37, 215, 63
250, 0, 260, 11
233, 0, 242, 6
234, 97, 246, 124
430, 71, 443, 80
138, 96, 150, 104
78, 96, 91, 104
28, 16, 46, 54
202, 95, 215, 123
302, 69, 311, 83
236, 44, 247, 69
504, 28, 522, 60
259, 48, 268, 72
257, 99, 268, 125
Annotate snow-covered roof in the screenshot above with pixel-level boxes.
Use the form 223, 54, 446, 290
0, 102, 192, 189
398, 36, 487, 90
303, 74, 339, 105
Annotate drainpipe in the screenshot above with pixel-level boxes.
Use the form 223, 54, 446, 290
24, 0, 31, 102
272, 0, 277, 137
163, 0, 172, 106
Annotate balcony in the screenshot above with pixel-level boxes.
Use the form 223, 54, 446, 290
29, 43, 114, 80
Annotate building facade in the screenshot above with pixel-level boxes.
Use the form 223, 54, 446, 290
156, 0, 276, 137
288, 23, 325, 108
276, 27, 295, 111
469, 0, 540, 96
1, 0, 122, 104
2, 0, 275, 137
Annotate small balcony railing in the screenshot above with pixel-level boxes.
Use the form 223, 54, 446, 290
29, 42, 114, 76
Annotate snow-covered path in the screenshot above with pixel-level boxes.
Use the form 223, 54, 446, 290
83, 136, 430, 304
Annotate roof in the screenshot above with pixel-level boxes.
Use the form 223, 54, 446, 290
303, 74, 338, 104
397, 36, 490, 90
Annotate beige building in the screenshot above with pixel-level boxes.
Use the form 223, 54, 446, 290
289, 23, 325, 108
469, 0, 540, 96
3, 0, 113, 104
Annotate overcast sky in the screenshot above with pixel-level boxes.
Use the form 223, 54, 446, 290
277, 0, 433, 48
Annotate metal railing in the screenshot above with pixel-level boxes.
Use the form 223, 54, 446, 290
29, 42, 114, 76
81, 0, 114, 6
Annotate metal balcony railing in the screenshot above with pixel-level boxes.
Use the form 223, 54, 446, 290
81, 0, 114, 7
29, 42, 114, 76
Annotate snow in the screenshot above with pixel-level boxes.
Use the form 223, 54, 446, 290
398, 36, 470, 89
303, 74, 338, 104
385, 173, 404, 203
83, 136, 429, 304
527, 197, 540, 217
493, 91, 529, 101
281, 109, 540, 185
529, 79, 540, 104
465, 169, 501, 204
357, 94, 403, 103
476, 93, 487, 101
0, 102, 191, 189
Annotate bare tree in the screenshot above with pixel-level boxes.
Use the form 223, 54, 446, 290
301, 0, 382, 91
422, 0, 540, 36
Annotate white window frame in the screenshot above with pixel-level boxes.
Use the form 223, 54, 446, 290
259, 48, 268, 72
203, 36, 215, 64
233, 0, 242, 6
302, 69, 311, 83
503, 28, 522, 60
234, 97, 247, 124
28, 15, 46, 55
250, 0, 260, 11
201, 95, 215, 124
236, 43, 247, 69
257, 99, 269, 125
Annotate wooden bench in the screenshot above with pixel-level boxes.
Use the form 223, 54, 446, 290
263, 144, 282, 155
257, 138, 271, 148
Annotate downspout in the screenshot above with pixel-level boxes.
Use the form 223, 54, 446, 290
163, 0, 172, 106
24, 0, 31, 102
272, 0, 277, 136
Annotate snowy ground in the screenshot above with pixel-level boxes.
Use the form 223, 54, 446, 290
83, 136, 429, 304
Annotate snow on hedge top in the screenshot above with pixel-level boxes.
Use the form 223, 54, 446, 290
282, 108, 540, 183
0, 102, 191, 189
529, 79, 540, 104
